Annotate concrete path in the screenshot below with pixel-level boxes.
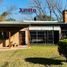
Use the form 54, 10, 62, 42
0, 46, 29, 51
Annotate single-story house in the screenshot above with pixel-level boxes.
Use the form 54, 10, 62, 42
0, 10, 67, 47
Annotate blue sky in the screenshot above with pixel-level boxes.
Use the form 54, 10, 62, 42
0, 0, 67, 21
0, 0, 34, 21
0, 0, 30, 12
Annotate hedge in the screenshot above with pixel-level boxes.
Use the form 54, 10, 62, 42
58, 39, 67, 60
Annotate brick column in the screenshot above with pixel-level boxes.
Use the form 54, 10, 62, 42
27, 28, 30, 47
9, 32, 11, 48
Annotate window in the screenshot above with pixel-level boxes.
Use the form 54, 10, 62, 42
30, 30, 54, 44
47, 31, 54, 43
0, 32, 9, 40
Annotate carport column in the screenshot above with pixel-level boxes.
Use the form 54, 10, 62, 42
27, 28, 30, 47
59, 28, 61, 39
9, 32, 11, 48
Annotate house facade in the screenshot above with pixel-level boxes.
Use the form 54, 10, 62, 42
0, 10, 67, 47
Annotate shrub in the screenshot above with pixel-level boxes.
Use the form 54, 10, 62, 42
58, 39, 67, 60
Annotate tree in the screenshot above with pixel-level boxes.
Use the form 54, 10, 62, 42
0, 5, 16, 21
30, 0, 67, 21
30, 0, 46, 20
6, 18, 16, 21
46, 0, 63, 21
34, 14, 54, 21
0, 12, 10, 21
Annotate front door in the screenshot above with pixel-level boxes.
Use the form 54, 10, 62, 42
19, 31, 25, 45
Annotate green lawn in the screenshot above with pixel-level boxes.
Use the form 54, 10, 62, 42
0, 45, 67, 67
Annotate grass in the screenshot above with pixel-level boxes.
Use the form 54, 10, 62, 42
0, 45, 66, 67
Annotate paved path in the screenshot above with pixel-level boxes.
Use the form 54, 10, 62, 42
0, 46, 30, 51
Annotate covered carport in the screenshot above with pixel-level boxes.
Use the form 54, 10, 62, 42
0, 23, 29, 48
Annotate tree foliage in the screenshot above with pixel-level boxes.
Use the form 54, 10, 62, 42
34, 14, 54, 21
0, 5, 16, 21
0, 12, 10, 21
58, 39, 67, 61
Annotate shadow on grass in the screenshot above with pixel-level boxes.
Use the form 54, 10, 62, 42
25, 57, 66, 65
